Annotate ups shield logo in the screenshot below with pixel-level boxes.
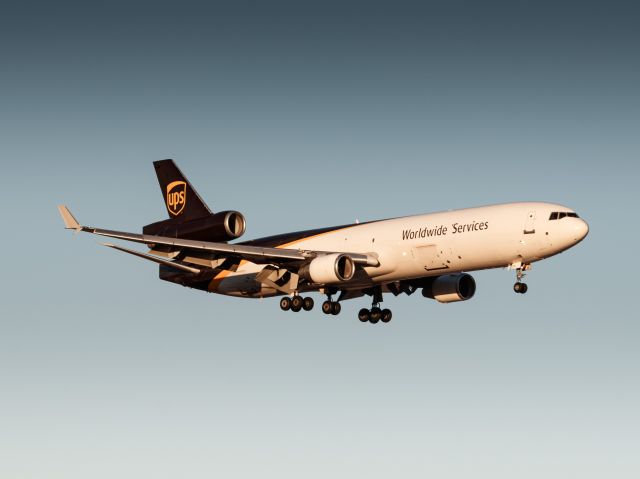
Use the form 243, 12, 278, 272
166, 180, 187, 216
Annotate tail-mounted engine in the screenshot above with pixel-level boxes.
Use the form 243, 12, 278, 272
299, 253, 355, 284
143, 210, 246, 242
422, 273, 476, 303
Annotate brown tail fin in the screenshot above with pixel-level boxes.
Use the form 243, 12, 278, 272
153, 159, 212, 220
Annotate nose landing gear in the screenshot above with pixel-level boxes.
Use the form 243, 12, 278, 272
513, 263, 531, 294
513, 282, 528, 294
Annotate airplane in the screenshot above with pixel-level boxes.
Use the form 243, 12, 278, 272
58, 159, 589, 324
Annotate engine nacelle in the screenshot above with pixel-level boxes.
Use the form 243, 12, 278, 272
299, 253, 355, 284
143, 210, 246, 242
422, 273, 476, 303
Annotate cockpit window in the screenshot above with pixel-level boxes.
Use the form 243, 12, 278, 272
549, 211, 580, 220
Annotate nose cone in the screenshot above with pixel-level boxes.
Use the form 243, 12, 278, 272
574, 218, 589, 243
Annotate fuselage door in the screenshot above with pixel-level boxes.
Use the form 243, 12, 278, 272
524, 210, 536, 235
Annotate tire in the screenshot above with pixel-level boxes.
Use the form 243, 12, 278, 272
322, 301, 333, 314
303, 297, 314, 311
370, 307, 381, 323
331, 302, 341, 315
280, 297, 292, 311
381, 309, 392, 323
520, 283, 528, 294
513, 283, 523, 293
291, 296, 303, 312
358, 308, 370, 322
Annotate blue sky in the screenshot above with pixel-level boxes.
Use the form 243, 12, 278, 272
1, 1, 639, 477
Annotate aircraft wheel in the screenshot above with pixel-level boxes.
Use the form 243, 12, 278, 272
331, 302, 341, 315
520, 283, 528, 294
381, 309, 392, 323
358, 308, 370, 322
280, 297, 292, 311
370, 307, 382, 323
291, 295, 303, 312
322, 301, 333, 315
513, 283, 524, 294
302, 297, 314, 311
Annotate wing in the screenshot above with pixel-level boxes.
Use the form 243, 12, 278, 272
57, 205, 380, 269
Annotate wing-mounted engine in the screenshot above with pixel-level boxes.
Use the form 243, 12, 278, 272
143, 210, 246, 242
299, 253, 355, 284
422, 273, 476, 303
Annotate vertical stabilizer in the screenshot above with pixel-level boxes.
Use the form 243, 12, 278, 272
153, 159, 212, 220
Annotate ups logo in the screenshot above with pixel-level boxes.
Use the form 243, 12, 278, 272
166, 180, 187, 216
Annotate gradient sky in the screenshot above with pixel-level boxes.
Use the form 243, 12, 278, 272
1, 1, 639, 478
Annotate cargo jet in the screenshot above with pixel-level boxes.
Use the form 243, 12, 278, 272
58, 160, 589, 323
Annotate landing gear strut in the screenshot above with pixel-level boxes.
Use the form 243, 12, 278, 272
513, 263, 531, 294
280, 294, 315, 312
358, 287, 392, 324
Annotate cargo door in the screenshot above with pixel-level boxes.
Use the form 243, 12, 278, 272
412, 244, 449, 271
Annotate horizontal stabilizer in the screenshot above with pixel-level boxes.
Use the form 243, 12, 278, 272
101, 243, 202, 274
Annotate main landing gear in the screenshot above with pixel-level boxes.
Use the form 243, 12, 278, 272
513, 263, 531, 294
280, 291, 341, 316
358, 306, 392, 324
321, 300, 341, 315
321, 292, 341, 315
280, 295, 314, 313
358, 287, 392, 324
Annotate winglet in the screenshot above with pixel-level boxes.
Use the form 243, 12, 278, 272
57, 205, 82, 232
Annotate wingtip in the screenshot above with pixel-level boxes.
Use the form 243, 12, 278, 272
57, 205, 82, 231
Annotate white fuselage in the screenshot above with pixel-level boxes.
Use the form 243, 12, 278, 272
214, 202, 588, 297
